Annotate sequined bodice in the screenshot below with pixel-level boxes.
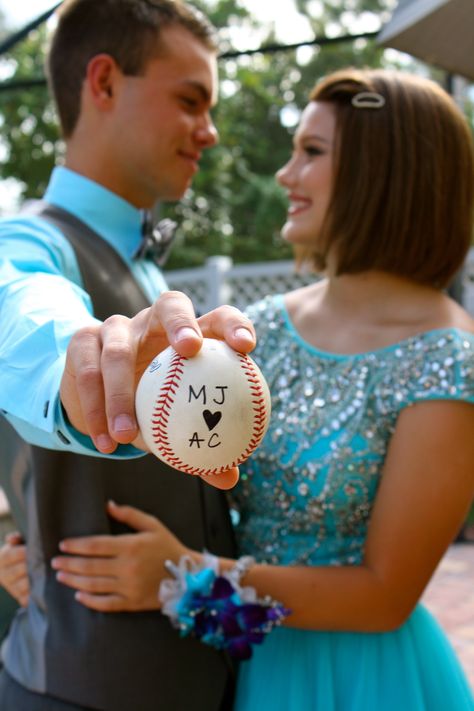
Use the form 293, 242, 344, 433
232, 294, 474, 566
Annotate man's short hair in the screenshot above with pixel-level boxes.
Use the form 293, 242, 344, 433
300, 68, 474, 288
47, 0, 218, 137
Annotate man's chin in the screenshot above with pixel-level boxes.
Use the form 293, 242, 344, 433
161, 184, 191, 203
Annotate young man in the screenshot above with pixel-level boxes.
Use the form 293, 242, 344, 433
0, 1, 254, 709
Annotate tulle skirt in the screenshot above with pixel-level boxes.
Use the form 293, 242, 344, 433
234, 605, 474, 711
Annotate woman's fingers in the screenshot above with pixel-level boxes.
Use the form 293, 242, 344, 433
5, 531, 24, 545
0, 538, 30, 606
55, 570, 117, 594
105, 501, 162, 532
3, 559, 28, 585
52, 554, 116, 576
57, 535, 121, 557
73, 592, 130, 612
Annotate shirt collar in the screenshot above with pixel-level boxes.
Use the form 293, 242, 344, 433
44, 166, 143, 263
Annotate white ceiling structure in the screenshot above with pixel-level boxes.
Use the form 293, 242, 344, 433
378, 0, 474, 80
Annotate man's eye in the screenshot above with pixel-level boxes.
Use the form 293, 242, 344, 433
181, 96, 198, 108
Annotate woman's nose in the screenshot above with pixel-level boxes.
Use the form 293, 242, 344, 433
276, 161, 292, 187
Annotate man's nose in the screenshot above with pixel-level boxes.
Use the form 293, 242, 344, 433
196, 117, 219, 148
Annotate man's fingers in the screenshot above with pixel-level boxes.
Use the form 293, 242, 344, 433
148, 295, 256, 356
197, 305, 255, 353
60, 294, 257, 459
61, 325, 116, 453
144, 291, 202, 358
201, 467, 240, 490
100, 316, 139, 443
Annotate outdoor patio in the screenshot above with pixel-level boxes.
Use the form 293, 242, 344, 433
422, 543, 474, 689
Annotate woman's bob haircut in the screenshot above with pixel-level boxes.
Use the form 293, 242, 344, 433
299, 68, 474, 288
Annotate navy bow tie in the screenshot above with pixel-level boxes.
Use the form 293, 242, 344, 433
134, 211, 177, 267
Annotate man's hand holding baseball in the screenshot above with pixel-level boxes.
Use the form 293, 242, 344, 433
60, 291, 255, 488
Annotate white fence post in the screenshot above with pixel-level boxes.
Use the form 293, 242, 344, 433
206, 256, 233, 310
164, 247, 474, 315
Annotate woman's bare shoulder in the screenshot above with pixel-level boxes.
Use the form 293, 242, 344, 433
441, 296, 474, 334
284, 280, 326, 313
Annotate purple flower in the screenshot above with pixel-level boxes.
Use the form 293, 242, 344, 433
177, 573, 291, 660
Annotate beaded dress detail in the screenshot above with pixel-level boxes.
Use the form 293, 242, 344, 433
233, 294, 474, 711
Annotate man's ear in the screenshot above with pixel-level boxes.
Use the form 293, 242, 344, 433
85, 54, 119, 107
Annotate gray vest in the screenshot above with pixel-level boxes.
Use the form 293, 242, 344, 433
0, 204, 236, 711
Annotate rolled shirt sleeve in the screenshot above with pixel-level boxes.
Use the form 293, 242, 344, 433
0, 215, 143, 458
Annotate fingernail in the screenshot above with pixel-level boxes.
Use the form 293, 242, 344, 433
59, 541, 67, 552
113, 415, 135, 432
96, 434, 114, 450
234, 327, 254, 342
51, 558, 59, 569
175, 327, 199, 342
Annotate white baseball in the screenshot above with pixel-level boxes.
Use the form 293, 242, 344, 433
135, 338, 271, 477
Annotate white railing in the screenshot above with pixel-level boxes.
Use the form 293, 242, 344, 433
165, 248, 474, 314
464, 248, 474, 315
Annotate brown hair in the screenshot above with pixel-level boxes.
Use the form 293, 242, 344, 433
301, 68, 474, 288
47, 0, 217, 138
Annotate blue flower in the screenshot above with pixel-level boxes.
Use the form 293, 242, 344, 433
175, 573, 291, 659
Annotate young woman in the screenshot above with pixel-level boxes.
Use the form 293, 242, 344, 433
226, 68, 474, 710
3, 68, 474, 710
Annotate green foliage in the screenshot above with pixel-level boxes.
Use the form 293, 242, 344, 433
0, 25, 62, 200
0, 0, 469, 266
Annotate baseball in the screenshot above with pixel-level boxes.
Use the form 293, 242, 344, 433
135, 338, 271, 477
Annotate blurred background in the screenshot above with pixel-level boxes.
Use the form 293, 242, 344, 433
0, 0, 472, 270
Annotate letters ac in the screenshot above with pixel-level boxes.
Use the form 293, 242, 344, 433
189, 432, 221, 449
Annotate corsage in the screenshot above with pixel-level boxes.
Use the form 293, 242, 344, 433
158, 552, 291, 660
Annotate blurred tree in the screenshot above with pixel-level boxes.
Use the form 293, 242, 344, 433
0, 0, 471, 267
0, 25, 62, 202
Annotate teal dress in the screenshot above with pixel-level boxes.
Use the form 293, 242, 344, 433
232, 294, 474, 711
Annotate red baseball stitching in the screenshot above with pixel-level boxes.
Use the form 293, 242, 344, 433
151, 351, 186, 466
234, 352, 268, 462
150, 348, 268, 478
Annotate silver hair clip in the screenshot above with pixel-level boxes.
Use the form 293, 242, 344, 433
351, 92, 386, 109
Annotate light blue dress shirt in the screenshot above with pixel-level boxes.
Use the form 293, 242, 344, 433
0, 166, 168, 457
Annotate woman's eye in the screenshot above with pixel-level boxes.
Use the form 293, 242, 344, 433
304, 146, 324, 157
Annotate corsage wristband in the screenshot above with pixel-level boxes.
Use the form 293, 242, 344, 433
158, 552, 291, 660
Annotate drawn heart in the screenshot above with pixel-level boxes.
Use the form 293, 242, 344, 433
203, 410, 222, 431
